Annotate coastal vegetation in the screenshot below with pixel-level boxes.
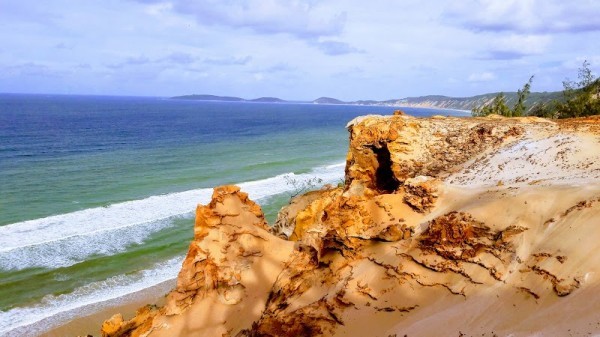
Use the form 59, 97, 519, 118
554, 60, 600, 118
173, 62, 599, 119
472, 61, 600, 118
471, 76, 533, 117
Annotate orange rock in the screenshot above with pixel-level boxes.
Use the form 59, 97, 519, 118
101, 314, 124, 336
96, 115, 600, 337
344, 114, 524, 193
101, 305, 159, 337
402, 176, 440, 212
271, 188, 336, 239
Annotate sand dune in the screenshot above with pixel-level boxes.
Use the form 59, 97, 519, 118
96, 114, 600, 337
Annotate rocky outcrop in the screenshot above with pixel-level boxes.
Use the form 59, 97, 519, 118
101, 186, 296, 337
270, 188, 335, 239
401, 176, 440, 212
101, 114, 600, 337
344, 114, 524, 193
101, 305, 160, 337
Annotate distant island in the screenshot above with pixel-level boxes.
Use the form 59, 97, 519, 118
172, 94, 286, 103
249, 97, 287, 103
172, 94, 246, 102
172, 90, 563, 113
312, 97, 345, 104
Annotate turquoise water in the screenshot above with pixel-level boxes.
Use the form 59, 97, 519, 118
0, 94, 465, 335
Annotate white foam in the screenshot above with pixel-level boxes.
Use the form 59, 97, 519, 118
0, 256, 183, 336
0, 162, 345, 270
0, 216, 185, 270
0, 162, 346, 334
325, 162, 346, 170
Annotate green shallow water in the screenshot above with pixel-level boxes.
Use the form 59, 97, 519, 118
0, 94, 465, 335
1, 127, 348, 226
0, 216, 193, 311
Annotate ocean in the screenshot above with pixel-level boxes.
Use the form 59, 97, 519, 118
0, 94, 466, 335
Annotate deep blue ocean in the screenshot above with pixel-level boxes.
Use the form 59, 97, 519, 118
0, 94, 466, 335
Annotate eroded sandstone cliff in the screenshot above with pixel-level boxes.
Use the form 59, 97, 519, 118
99, 114, 600, 337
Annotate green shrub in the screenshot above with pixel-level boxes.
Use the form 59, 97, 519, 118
556, 60, 600, 118
472, 76, 533, 117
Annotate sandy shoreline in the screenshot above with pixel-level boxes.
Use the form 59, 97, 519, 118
25, 114, 600, 337
8, 280, 175, 337
92, 114, 600, 336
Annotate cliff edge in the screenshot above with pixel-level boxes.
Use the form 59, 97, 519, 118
99, 114, 600, 337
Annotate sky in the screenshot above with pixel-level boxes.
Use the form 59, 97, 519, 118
0, 0, 599, 101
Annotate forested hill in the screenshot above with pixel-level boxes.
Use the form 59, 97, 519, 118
379, 91, 562, 111
172, 91, 563, 113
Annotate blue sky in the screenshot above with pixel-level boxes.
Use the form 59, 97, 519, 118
0, 0, 599, 100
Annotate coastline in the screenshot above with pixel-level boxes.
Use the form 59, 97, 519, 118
89, 114, 600, 337
14, 280, 175, 337
392, 104, 472, 114
288, 101, 473, 115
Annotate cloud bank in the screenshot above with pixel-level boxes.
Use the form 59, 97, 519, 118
0, 0, 598, 100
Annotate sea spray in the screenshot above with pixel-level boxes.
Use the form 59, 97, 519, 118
0, 164, 346, 334
0, 95, 453, 335
0, 163, 345, 271
0, 257, 182, 336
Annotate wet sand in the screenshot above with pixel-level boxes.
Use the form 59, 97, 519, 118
18, 280, 174, 337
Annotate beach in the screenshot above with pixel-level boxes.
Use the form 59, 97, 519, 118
32, 281, 173, 337
0, 94, 461, 336
97, 114, 600, 336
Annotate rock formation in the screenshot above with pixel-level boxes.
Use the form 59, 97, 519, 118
100, 114, 600, 337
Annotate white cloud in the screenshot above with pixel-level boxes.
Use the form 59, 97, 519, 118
313, 40, 361, 56
478, 34, 552, 59
497, 35, 550, 55
159, 52, 198, 65
563, 56, 600, 70
468, 72, 496, 82
445, 0, 600, 34
143, 2, 173, 16
204, 56, 252, 66
1, 0, 599, 99
138, 0, 347, 39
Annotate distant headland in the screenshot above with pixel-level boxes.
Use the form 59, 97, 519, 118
172, 94, 286, 103
172, 91, 562, 113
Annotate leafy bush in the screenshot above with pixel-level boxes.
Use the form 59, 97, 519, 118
555, 60, 600, 118
472, 61, 599, 119
472, 76, 533, 117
